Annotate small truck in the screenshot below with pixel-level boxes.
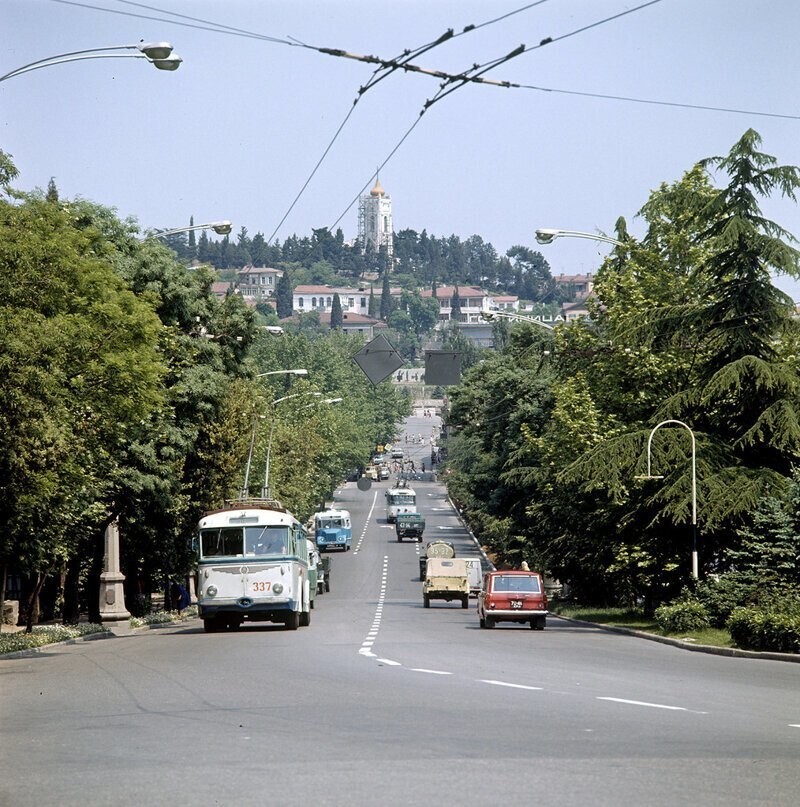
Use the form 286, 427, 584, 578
395, 513, 425, 542
423, 557, 470, 609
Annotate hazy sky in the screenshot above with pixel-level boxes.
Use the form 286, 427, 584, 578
4, 1, 800, 297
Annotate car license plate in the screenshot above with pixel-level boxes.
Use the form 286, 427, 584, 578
510, 600, 522, 609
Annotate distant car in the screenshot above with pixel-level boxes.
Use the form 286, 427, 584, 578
391, 448, 404, 459
478, 570, 548, 630
379, 465, 390, 480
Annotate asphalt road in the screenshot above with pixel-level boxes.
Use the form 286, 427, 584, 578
2, 410, 799, 806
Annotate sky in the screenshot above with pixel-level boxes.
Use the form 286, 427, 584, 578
3, 0, 800, 298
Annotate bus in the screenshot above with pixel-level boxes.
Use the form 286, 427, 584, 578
385, 481, 417, 523
314, 508, 352, 551
196, 500, 312, 632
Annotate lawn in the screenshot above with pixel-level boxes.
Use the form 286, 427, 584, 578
553, 604, 735, 648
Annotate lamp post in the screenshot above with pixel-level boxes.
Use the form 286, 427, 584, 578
150, 221, 233, 239
535, 228, 624, 247
256, 369, 308, 378
637, 419, 698, 579
262, 394, 342, 499
0, 42, 182, 83
479, 310, 555, 330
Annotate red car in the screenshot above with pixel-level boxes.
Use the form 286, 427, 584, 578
478, 570, 548, 630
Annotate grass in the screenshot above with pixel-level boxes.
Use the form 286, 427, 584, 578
553, 604, 735, 648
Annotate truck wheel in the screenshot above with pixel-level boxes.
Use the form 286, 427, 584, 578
325, 579, 330, 592
203, 618, 217, 633
300, 608, 310, 627
284, 611, 300, 631
423, 594, 430, 609
397, 535, 402, 542
417, 536, 423, 542
461, 596, 469, 609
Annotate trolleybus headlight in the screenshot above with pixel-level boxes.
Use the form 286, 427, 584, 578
272, 583, 283, 594
206, 585, 218, 597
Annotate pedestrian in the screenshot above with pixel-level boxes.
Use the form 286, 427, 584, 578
170, 580, 191, 615
422, 462, 426, 473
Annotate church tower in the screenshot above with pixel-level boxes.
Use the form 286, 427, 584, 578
358, 177, 393, 259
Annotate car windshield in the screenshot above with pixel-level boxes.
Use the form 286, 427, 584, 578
491, 575, 540, 593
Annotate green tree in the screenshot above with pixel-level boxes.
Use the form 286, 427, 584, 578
330, 293, 343, 329
275, 271, 293, 318
380, 272, 392, 320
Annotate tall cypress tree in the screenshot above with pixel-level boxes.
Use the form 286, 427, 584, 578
450, 285, 462, 322
368, 285, 378, 318
330, 293, 343, 329
380, 272, 392, 320
188, 215, 196, 253
275, 272, 293, 318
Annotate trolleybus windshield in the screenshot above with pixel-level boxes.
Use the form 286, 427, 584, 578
200, 525, 290, 558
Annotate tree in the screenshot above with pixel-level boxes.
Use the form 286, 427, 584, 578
450, 285, 462, 322
330, 293, 343, 329
46, 177, 59, 203
380, 272, 392, 320
275, 271, 293, 318
368, 285, 378, 318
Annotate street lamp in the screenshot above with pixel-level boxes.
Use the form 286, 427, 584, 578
257, 369, 308, 378
0, 42, 182, 83
480, 310, 555, 330
535, 228, 624, 247
262, 393, 341, 499
636, 419, 699, 579
150, 221, 233, 239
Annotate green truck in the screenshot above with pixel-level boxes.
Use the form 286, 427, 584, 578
395, 513, 425, 542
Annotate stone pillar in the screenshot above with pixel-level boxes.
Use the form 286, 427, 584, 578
99, 520, 131, 627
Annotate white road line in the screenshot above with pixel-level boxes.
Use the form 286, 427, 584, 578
352, 490, 378, 554
597, 697, 698, 712
358, 554, 388, 661
376, 658, 402, 666
789, 724, 800, 728
410, 668, 453, 676
480, 679, 543, 691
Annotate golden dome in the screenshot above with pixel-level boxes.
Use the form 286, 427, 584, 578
370, 178, 385, 197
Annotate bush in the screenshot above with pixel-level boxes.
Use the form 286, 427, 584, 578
727, 596, 800, 654
692, 576, 758, 628
654, 600, 710, 633
728, 609, 800, 653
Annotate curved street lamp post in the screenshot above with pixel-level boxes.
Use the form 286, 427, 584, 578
535, 228, 624, 247
637, 419, 699, 580
150, 221, 233, 239
0, 42, 182, 83
262, 394, 342, 500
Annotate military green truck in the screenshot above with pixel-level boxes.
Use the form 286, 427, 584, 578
396, 513, 425, 542
423, 557, 470, 609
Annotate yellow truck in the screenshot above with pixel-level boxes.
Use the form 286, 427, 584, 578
423, 557, 470, 609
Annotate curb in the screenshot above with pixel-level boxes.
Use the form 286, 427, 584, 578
555, 614, 800, 664
0, 618, 197, 661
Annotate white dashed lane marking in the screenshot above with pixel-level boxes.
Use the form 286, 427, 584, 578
597, 697, 706, 713
358, 554, 388, 658
352, 490, 377, 555
480, 680, 543, 691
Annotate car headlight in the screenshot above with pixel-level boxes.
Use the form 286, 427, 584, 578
272, 583, 284, 594
206, 585, 217, 597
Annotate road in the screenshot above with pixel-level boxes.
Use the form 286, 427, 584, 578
2, 410, 799, 806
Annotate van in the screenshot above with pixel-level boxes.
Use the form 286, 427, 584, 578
463, 557, 483, 597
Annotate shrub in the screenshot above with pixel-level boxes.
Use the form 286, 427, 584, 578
654, 600, 710, 633
692, 576, 758, 628
727, 595, 800, 654
728, 608, 800, 654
